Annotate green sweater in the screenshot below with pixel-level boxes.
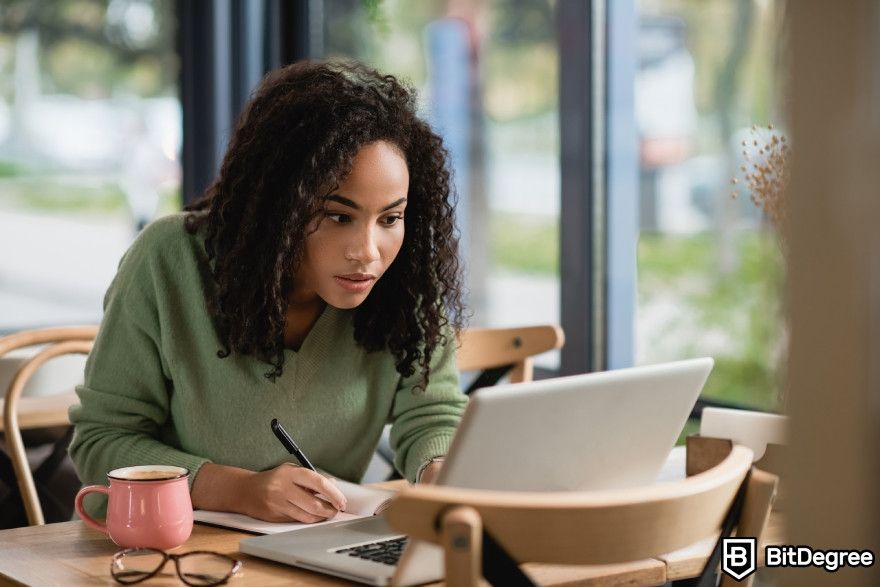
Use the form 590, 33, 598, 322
69, 213, 466, 515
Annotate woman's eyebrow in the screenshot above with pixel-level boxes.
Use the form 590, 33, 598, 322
325, 194, 359, 209
324, 195, 407, 212
381, 197, 407, 211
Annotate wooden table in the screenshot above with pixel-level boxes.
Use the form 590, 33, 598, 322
0, 479, 667, 586
0, 520, 666, 586
0, 512, 782, 586
0, 442, 784, 586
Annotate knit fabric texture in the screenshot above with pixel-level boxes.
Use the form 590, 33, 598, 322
69, 213, 466, 517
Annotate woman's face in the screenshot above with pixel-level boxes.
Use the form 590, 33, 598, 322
292, 140, 409, 309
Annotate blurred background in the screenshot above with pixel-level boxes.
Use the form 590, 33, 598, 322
0, 0, 786, 413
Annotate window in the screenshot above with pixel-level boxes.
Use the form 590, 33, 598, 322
320, 0, 561, 369
633, 0, 786, 410
0, 0, 181, 331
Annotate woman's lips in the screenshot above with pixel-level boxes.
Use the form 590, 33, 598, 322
334, 275, 376, 293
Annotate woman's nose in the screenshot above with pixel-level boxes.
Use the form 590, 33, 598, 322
346, 226, 381, 264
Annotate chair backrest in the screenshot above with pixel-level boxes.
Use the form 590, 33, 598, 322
0, 326, 97, 526
456, 324, 564, 389
387, 445, 777, 587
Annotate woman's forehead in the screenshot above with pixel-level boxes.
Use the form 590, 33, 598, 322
325, 142, 409, 206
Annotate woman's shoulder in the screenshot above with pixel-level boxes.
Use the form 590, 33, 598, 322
116, 212, 205, 279
126, 212, 201, 258
137, 212, 195, 244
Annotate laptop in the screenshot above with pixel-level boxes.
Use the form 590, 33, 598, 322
240, 357, 714, 586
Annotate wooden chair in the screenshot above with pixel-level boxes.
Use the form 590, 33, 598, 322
0, 326, 97, 526
456, 325, 565, 393
386, 444, 777, 587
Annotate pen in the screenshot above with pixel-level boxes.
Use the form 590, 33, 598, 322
270, 418, 317, 472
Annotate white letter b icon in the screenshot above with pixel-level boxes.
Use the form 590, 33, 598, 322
722, 538, 757, 581
729, 546, 749, 567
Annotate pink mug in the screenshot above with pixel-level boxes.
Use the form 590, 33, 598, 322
75, 465, 193, 550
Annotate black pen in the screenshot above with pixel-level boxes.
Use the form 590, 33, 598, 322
270, 418, 317, 472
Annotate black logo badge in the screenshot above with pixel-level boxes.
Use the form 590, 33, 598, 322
722, 537, 757, 581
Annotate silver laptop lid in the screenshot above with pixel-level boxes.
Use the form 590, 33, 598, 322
434, 357, 713, 492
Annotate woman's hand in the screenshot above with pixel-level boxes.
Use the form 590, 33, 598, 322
417, 460, 443, 485
192, 462, 347, 523
239, 464, 348, 522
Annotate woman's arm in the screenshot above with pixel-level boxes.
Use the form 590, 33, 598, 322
68, 237, 211, 506
68, 225, 345, 521
387, 330, 468, 482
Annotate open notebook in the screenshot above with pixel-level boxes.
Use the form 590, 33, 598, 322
193, 479, 396, 535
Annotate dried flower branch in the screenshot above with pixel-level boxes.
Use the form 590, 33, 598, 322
731, 124, 790, 256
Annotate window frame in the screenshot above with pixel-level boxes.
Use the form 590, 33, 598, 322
178, 0, 318, 205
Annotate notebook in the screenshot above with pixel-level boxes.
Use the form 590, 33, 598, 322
194, 479, 395, 535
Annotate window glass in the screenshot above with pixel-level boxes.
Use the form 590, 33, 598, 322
635, 0, 786, 410
0, 0, 180, 331
322, 0, 561, 368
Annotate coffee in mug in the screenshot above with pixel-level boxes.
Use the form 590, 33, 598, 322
116, 469, 184, 481
75, 465, 193, 549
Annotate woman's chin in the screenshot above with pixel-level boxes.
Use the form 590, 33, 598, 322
325, 291, 370, 310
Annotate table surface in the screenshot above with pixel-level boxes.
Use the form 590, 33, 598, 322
0, 500, 783, 587
0, 520, 671, 587
0, 446, 784, 586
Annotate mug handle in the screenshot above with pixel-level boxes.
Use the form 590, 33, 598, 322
74, 485, 110, 534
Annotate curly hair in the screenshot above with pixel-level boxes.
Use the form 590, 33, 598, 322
184, 60, 466, 389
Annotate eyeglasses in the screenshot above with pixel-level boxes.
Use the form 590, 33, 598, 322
111, 548, 242, 586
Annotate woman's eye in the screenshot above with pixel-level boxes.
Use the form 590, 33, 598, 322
326, 213, 352, 224
383, 215, 404, 226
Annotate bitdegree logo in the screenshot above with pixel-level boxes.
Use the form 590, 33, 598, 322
722, 538, 875, 579
765, 545, 875, 572
722, 538, 757, 580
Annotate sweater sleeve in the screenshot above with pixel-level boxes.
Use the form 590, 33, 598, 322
388, 329, 467, 482
68, 228, 211, 516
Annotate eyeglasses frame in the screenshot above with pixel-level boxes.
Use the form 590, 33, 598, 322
110, 547, 243, 586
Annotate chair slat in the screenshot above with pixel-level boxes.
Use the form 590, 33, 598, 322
456, 325, 564, 375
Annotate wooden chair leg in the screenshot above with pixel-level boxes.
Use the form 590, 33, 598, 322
720, 468, 778, 587
441, 505, 483, 587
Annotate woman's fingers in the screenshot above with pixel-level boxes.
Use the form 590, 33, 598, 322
286, 466, 347, 511
285, 499, 333, 524
288, 485, 341, 519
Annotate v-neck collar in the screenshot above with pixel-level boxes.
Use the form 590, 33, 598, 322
285, 303, 335, 358
276, 304, 342, 386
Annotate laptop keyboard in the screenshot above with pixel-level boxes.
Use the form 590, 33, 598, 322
335, 537, 409, 566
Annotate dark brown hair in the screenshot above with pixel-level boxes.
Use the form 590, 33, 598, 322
185, 60, 465, 388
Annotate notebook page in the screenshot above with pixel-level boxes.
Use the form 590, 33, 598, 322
333, 479, 396, 515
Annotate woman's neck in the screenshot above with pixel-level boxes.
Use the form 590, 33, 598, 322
283, 297, 327, 351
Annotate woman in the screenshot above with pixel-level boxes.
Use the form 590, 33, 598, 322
69, 60, 468, 523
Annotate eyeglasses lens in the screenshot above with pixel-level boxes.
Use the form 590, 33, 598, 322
176, 553, 239, 586
111, 549, 165, 584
